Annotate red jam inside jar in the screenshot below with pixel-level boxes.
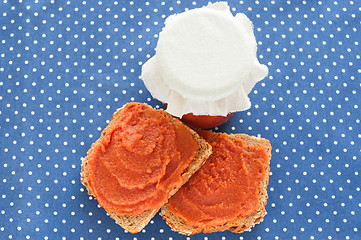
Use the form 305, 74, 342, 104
163, 103, 234, 129
181, 113, 234, 129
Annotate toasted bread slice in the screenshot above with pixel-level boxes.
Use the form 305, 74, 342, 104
81, 103, 212, 233
161, 132, 271, 235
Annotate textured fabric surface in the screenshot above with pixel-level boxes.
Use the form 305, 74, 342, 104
0, 0, 360, 239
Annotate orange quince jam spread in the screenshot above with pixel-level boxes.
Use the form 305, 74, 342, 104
168, 130, 269, 228
87, 102, 199, 216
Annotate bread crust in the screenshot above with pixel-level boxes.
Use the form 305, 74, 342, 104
81, 103, 212, 233
161, 132, 272, 235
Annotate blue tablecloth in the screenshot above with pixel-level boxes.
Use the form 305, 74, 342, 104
0, 0, 360, 239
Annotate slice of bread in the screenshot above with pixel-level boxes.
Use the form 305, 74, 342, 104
81, 103, 212, 233
161, 132, 272, 235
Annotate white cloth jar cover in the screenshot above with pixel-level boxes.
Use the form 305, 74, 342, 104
142, 2, 268, 117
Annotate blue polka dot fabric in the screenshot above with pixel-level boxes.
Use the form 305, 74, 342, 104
1, 0, 360, 239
